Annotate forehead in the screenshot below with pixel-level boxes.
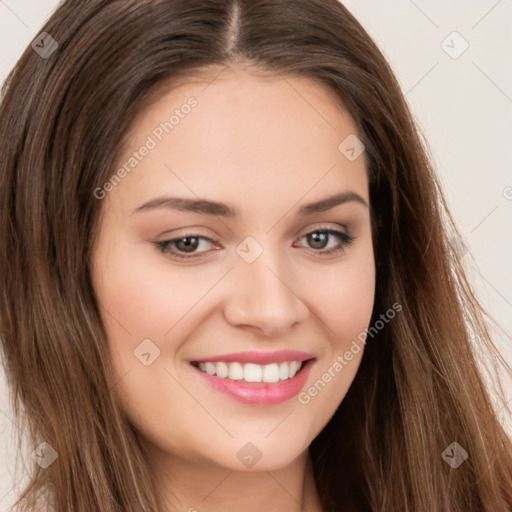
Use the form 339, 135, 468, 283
108, 67, 368, 216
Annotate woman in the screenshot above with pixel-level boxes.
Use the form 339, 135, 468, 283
0, 1, 511, 511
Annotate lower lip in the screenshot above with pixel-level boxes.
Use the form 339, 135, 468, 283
191, 359, 315, 405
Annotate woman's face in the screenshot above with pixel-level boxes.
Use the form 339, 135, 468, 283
91, 67, 375, 473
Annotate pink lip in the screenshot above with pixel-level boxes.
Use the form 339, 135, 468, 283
190, 358, 316, 405
189, 350, 315, 365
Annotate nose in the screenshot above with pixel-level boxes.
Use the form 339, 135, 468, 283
222, 248, 309, 337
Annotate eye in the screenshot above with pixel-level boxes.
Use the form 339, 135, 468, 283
155, 235, 219, 260
293, 228, 354, 256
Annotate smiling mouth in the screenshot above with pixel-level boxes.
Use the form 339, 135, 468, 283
190, 359, 311, 384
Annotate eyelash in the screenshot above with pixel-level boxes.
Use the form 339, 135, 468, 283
154, 227, 355, 261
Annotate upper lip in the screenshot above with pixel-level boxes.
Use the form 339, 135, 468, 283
190, 350, 315, 365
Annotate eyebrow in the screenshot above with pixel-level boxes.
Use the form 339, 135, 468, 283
131, 191, 368, 218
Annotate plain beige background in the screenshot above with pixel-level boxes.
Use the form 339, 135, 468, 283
1, 0, 511, 508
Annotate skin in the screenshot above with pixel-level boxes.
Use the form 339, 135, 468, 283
91, 65, 375, 512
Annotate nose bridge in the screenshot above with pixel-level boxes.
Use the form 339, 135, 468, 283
223, 236, 308, 335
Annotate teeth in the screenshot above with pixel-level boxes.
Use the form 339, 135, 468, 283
216, 361, 229, 378
289, 360, 300, 378
262, 363, 280, 383
279, 362, 289, 380
244, 363, 262, 382
228, 362, 244, 380
195, 360, 304, 383
205, 362, 216, 375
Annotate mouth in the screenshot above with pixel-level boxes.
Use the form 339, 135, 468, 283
189, 352, 316, 405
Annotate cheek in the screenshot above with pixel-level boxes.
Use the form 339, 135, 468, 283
96, 242, 219, 341
303, 239, 376, 347
318, 269, 375, 332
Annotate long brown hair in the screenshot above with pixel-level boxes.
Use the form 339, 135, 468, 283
1, 1, 511, 510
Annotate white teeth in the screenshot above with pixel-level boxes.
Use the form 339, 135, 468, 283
228, 362, 244, 380
195, 360, 304, 383
215, 361, 229, 379
289, 361, 300, 378
205, 362, 216, 375
279, 362, 289, 380
244, 363, 262, 382
262, 363, 280, 383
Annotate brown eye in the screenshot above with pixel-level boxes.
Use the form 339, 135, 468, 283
295, 229, 354, 255
155, 235, 218, 259
306, 232, 330, 250
174, 236, 200, 253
